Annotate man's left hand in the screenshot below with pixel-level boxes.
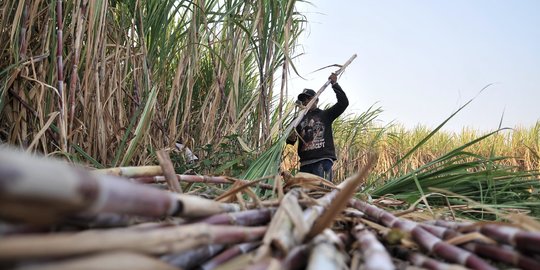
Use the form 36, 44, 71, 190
329, 73, 337, 85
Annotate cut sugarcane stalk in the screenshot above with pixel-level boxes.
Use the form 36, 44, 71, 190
306, 229, 348, 270
201, 242, 261, 270
480, 224, 540, 254
350, 199, 496, 270
0, 224, 266, 259
352, 223, 395, 270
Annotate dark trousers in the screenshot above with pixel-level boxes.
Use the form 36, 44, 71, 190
299, 159, 333, 181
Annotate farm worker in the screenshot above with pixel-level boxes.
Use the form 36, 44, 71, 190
286, 73, 349, 181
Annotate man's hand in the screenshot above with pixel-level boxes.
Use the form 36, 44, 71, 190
329, 73, 337, 85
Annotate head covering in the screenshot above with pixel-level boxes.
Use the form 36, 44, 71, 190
297, 89, 316, 102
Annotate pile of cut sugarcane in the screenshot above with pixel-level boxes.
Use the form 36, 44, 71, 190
1, 148, 539, 270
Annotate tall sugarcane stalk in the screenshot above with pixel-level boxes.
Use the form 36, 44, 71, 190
68, 0, 87, 131
55, 0, 67, 152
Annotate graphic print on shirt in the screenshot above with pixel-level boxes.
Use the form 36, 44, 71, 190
299, 115, 325, 151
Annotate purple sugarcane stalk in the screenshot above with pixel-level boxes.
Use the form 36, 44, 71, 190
419, 223, 459, 239
409, 252, 459, 270
464, 242, 540, 270
281, 244, 310, 270
195, 208, 275, 226
162, 244, 225, 269
200, 242, 260, 270
350, 199, 496, 270
0, 148, 238, 223
352, 224, 395, 270
480, 224, 540, 255
422, 223, 540, 270
424, 219, 473, 231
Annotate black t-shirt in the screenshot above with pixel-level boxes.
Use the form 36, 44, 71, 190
287, 83, 349, 163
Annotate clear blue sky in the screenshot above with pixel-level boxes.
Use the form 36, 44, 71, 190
288, 0, 540, 132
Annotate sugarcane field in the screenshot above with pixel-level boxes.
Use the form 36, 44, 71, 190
1, 1, 540, 270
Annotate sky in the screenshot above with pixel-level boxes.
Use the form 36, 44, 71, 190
287, 0, 540, 132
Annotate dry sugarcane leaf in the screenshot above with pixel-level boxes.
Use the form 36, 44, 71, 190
359, 218, 390, 235
397, 211, 434, 222
216, 178, 266, 202
282, 192, 309, 238
507, 213, 540, 232
373, 196, 406, 207
273, 173, 284, 200
242, 185, 263, 208
235, 192, 248, 210
283, 172, 337, 191
257, 190, 302, 257
26, 111, 59, 152
216, 181, 244, 203
429, 187, 508, 220
306, 154, 375, 239
299, 192, 322, 207
13, 252, 178, 270
445, 232, 497, 246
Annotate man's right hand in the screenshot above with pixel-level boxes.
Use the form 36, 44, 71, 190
286, 131, 297, 144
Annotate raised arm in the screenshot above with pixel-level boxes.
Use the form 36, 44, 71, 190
326, 73, 349, 120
